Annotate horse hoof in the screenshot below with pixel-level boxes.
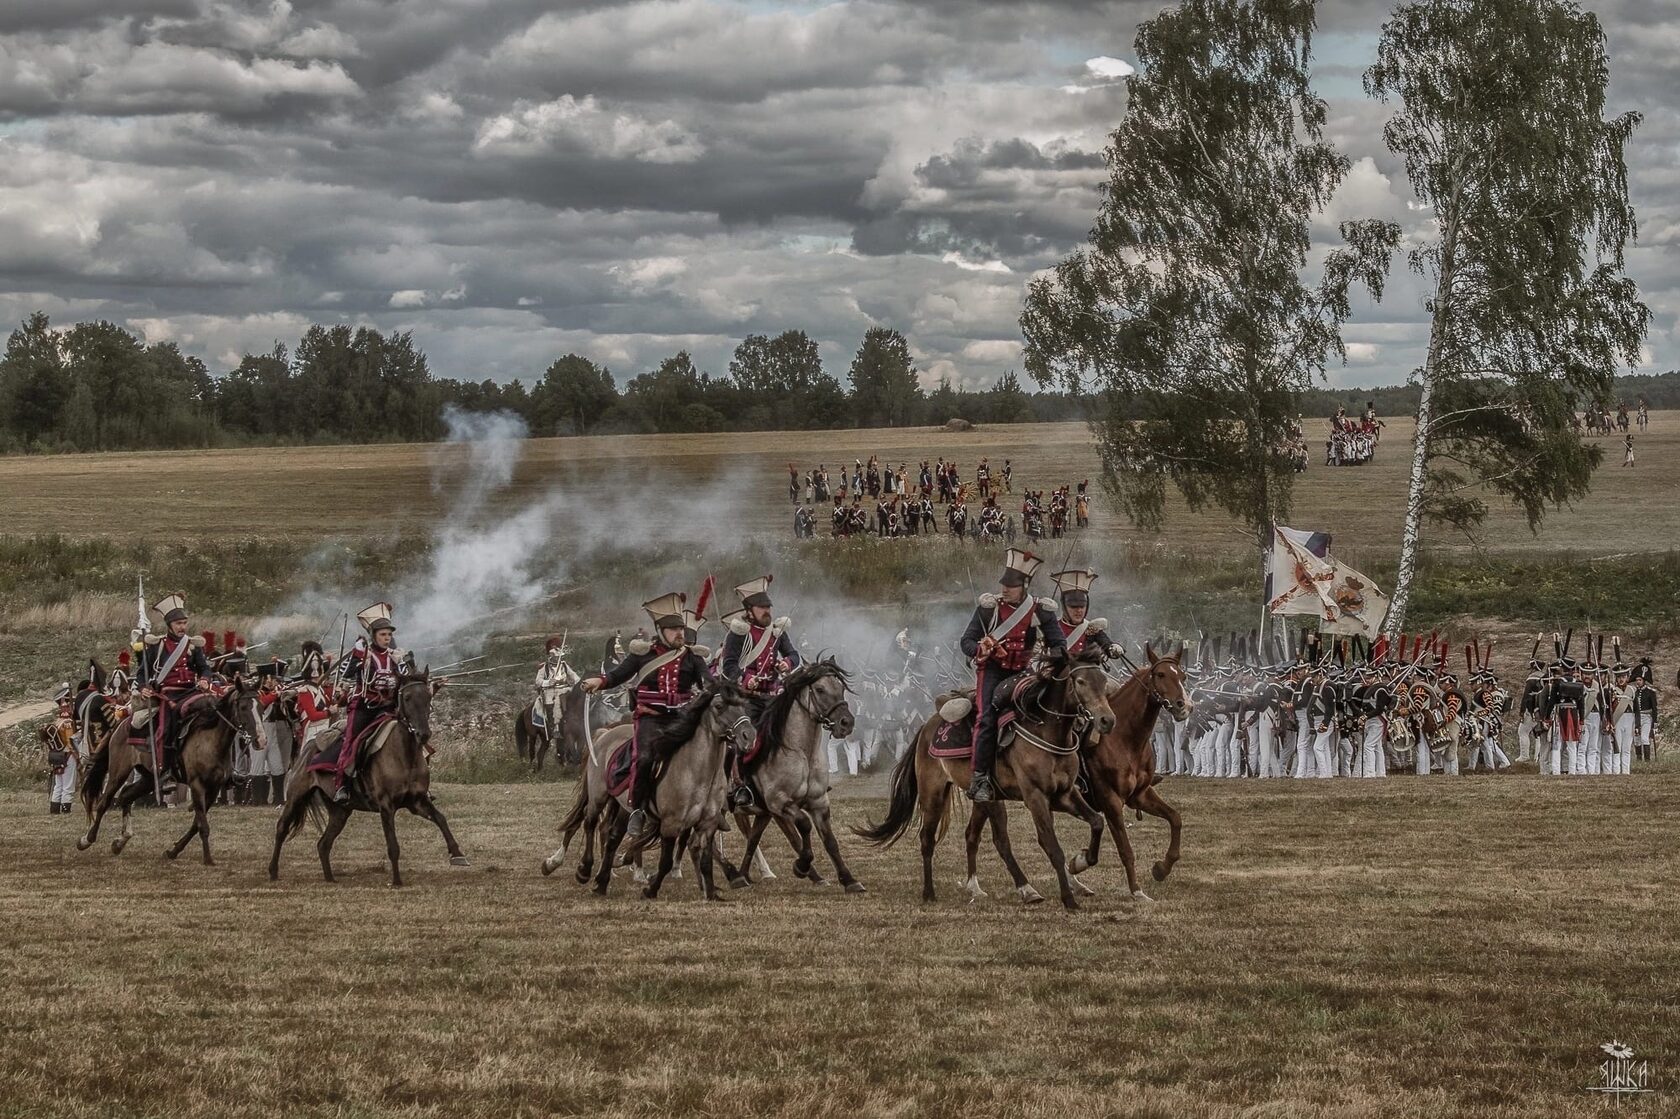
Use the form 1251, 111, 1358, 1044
540, 859, 557, 877
591, 883, 608, 896
164, 849, 178, 861
110, 840, 127, 855
759, 870, 777, 881
641, 888, 658, 900
729, 876, 751, 890
574, 867, 591, 885
963, 876, 988, 901
76, 836, 92, 851
203, 857, 216, 867
1069, 853, 1091, 874
449, 856, 471, 867
1151, 862, 1168, 882
1070, 875, 1096, 897
1130, 890, 1155, 904
844, 881, 868, 895
1062, 896, 1082, 912
1018, 885, 1045, 905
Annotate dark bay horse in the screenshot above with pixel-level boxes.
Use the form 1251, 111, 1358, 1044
269, 669, 469, 887
857, 649, 1115, 910
1077, 647, 1192, 901
77, 682, 249, 864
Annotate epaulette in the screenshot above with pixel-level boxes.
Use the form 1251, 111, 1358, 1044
690, 644, 711, 660
143, 634, 162, 646
772, 616, 790, 635
189, 636, 206, 649
1089, 618, 1109, 632
978, 592, 998, 609
627, 638, 652, 656
1038, 596, 1057, 611
727, 617, 751, 636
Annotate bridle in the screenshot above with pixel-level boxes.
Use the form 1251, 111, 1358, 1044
1024, 660, 1112, 747
394, 677, 432, 742
797, 673, 853, 732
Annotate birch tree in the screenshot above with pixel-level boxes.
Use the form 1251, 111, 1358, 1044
1022, 0, 1398, 561
1368, 0, 1649, 636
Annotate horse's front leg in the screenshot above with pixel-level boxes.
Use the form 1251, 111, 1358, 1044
109, 772, 152, 856
984, 802, 1041, 903
408, 794, 470, 865
962, 801, 991, 902
1133, 784, 1183, 883
1097, 786, 1149, 901
1020, 786, 1079, 911
166, 780, 207, 863
733, 811, 774, 888
1065, 786, 1105, 877
379, 808, 403, 887
807, 797, 865, 894
643, 836, 677, 899
78, 763, 125, 850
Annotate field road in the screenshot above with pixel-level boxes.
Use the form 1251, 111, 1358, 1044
1, 413, 1674, 555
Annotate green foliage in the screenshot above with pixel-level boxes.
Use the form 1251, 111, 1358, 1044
848, 327, 923, 427
728, 330, 848, 430
1022, 0, 1398, 552
531, 354, 617, 436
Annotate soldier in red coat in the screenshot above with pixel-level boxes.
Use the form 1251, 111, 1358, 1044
131, 592, 212, 772
1050, 568, 1122, 659
959, 549, 1066, 802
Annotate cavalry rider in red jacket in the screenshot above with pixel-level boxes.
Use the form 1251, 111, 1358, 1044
131, 592, 212, 771
333, 601, 404, 801
959, 549, 1066, 803
720, 574, 801, 807
581, 592, 710, 844
1050, 568, 1123, 660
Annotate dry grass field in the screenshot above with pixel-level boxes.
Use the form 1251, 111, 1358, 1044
2, 418, 1677, 1116
3, 774, 1675, 1118
1, 414, 1675, 554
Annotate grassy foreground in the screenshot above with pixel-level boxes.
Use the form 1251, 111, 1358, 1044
2, 774, 1674, 1117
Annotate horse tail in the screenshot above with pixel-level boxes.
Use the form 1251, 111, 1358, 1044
556, 770, 588, 836
853, 731, 920, 847
279, 786, 327, 844
79, 744, 109, 816
514, 712, 530, 760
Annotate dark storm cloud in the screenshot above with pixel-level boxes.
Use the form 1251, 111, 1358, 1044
0, 0, 1675, 390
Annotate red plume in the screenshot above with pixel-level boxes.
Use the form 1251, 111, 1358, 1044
202, 630, 218, 654
1464, 644, 1474, 676
224, 630, 238, 651
117, 649, 131, 667
693, 574, 716, 622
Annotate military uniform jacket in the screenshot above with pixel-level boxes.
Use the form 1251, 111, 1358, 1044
1634, 683, 1659, 715
721, 623, 801, 692
599, 641, 709, 711
141, 635, 209, 690
1542, 678, 1586, 719
1519, 674, 1544, 715
1308, 683, 1339, 729
960, 595, 1066, 673
1056, 617, 1114, 658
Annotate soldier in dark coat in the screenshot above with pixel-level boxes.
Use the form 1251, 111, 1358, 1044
130, 592, 212, 772
581, 592, 711, 843
959, 549, 1066, 802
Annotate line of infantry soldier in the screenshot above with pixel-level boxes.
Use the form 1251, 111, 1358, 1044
1150, 628, 1658, 780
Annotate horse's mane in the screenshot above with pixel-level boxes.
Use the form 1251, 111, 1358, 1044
637, 681, 756, 760
754, 656, 848, 763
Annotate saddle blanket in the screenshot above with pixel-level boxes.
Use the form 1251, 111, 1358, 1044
929, 708, 1018, 760
606, 737, 634, 797
305, 715, 396, 776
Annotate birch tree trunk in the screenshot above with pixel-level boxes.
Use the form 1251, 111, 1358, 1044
1385, 207, 1459, 639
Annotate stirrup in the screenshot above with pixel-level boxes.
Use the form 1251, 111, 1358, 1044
968, 773, 995, 803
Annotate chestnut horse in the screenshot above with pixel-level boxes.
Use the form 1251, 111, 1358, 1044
1075, 648, 1192, 901
856, 648, 1115, 910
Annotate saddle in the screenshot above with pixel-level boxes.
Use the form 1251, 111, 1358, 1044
304, 714, 394, 776
929, 687, 1024, 760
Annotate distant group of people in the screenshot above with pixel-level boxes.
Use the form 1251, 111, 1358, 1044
1325, 404, 1382, 467
1580, 397, 1647, 437
787, 456, 1091, 542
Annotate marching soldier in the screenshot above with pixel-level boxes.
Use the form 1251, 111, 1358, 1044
1610, 661, 1636, 775
580, 592, 710, 844
959, 549, 1066, 802
332, 602, 405, 802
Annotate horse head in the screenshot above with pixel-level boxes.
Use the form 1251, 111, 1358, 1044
395, 667, 435, 747
794, 657, 855, 739
704, 680, 761, 752
1062, 648, 1117, 737
1143, 643, 1192, 720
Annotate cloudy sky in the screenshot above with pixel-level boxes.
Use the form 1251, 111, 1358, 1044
1, 0, 1675, 392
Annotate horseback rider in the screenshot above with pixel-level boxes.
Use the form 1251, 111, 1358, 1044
130, 592, 212, 775
534, 636, 578, 734
1049, 568, 1123, 659
332, 601, 405, 801
580, 592, 711, 844
960, 549, 1066, 802
720, 575, 801, 808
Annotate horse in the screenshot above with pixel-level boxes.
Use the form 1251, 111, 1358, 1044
542, 680, 760, 900
268, 668, 469, 887
856, 648, 1117, 910
513, 702, 558, 771
557, 684, 621, 768
1075, 647, 1192, 901
76, 681, 250, 865
731, 658, 866, 894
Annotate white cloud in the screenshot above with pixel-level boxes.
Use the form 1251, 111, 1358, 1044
1084, 56, 1135, 80
389, 289, 428, 308
473, 95, 704, 163
1344, 342, 1379, 363
941, 251, 1011, 273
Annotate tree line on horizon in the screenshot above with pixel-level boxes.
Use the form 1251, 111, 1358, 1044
0, 315, 1081, 453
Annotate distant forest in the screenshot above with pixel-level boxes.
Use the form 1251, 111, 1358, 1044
0, 310, 1673, 453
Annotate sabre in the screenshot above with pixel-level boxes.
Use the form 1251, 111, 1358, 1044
441, 662, 526, 679
430, 654, 487, 674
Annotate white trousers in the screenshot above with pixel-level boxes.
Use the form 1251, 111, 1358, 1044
1308, 728, 1336, 779
1174, 719, 1193, 775
1256, 712, 1281, 778
51, 756, 79, 804
1358, 720, 1386, 777
1516, 711, 1536, 761
1583, 713, 1602, 775
1614, 713, 1635, 775
826, 739, 859, 776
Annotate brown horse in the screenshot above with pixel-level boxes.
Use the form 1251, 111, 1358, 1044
856, 649, 1116, 910
268, 669, 469, 887
76, 682, 249, 864
1073, 648, 1192, 901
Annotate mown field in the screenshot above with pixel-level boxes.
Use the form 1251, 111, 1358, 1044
2, 773, 1675, 1118
1, 416, 1677, 1115
0, 414, 1674, 554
